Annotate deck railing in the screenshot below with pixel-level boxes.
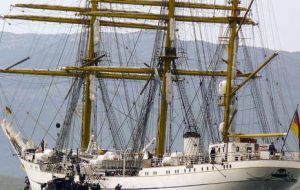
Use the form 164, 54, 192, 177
146, 151, 300, 167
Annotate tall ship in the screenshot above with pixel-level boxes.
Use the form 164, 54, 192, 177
1, 0, 300, 189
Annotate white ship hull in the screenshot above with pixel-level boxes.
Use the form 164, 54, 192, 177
21, 158, 300, 190
3, 119, 299, 190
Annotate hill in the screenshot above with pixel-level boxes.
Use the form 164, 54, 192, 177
0, 31, 300, 181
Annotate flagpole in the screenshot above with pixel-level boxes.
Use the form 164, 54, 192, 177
280, 104, 299, 153
298, 104, 300, 152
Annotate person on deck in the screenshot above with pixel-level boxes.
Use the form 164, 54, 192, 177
40, 139, 45, 152
269, 142, 277, 156
210, 148, 216, 163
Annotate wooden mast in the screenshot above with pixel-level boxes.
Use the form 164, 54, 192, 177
156, 0, 176, 157
81, 0, 97, 150
4, 0, 276, 153
222, 0, 239, 143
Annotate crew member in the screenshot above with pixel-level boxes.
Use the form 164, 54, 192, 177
269, 142, 277, 156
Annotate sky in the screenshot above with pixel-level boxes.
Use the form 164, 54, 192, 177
0, 0, 300, 52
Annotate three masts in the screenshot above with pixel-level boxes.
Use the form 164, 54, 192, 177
2, 0, 279, 156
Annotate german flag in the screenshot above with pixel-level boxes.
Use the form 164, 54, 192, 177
291, 110, 300, 148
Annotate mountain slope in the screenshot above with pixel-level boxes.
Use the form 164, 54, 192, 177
0, 32, 300, 179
